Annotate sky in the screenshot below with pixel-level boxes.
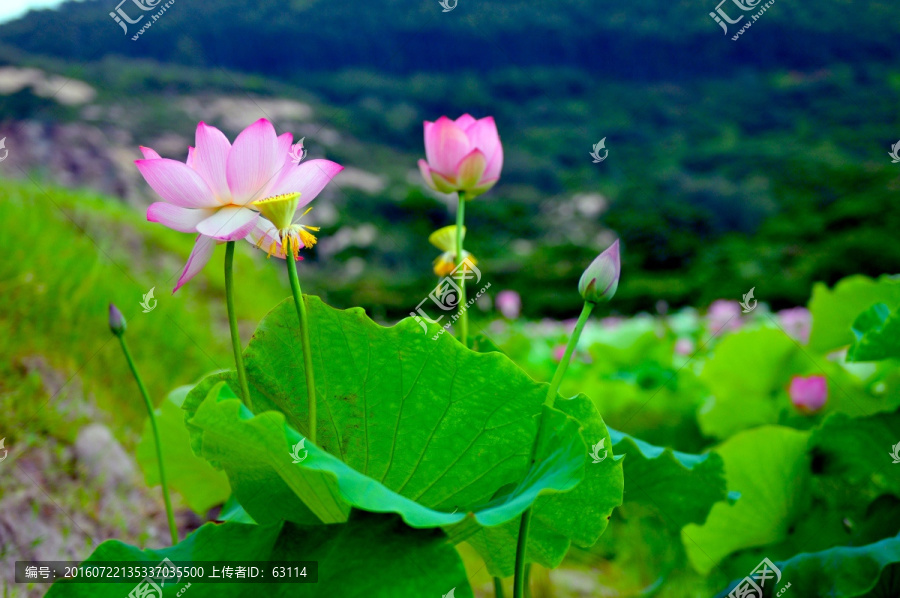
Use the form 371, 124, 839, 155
0, 0, 68, 24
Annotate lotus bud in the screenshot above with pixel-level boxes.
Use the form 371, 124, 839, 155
578, 240, 620, 304
109, 303, 127, 336
789, 375, 827, 414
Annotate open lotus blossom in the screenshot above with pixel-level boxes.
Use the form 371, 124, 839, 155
429, 225, 476, 277
136, 119, 342, 291
418, 114, 503, 199
789, 375, 828, 414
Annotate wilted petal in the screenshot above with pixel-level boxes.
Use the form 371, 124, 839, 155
425, 117, 471, 177
226, 118, 279, 205
196, 206, 259, 241
174, 234, 216, 293
135, 158, 219, 208
194, 122, 232, 204
147, 203, 216, 233
268, 159, 344, 207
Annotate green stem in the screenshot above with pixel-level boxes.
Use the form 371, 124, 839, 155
225, 241, 253, 411
117, 336, 178, 546
286, 253, 317, 445
494, 576, 506, 598
455, 191, 468, 346
513, 301, 596, 598
544, 301, 595, 407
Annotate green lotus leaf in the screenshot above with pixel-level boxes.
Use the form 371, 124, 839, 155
184, 297, 621, 570
682, 426, 810, 574
135, 385, 230, 514
46, 511, 473, 598
464, 393, 624, 577
717, 533, 900, 598
808, 275, 900, 353
848, 303, 900, 362
608, 428, 727, 529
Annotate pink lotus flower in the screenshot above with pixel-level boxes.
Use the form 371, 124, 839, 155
136, 119, 342, 292
788, 375, 827, 414
496, 290, 521, 319
778, 307, 812, 344
707, 300, 743, 335
418, 114, 503, 199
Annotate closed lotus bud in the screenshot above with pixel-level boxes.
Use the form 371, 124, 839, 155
789, 375, 827, 414
578, 240, 620, 304
109, 303, 127, 336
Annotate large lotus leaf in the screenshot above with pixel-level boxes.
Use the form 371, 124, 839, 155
717, 533, 900, 598
682, 426, 810, 574
848, 303, 900, 362
698, 330, 805, 439
183, 298, 620, 565
809, 408, 900, 499
136, 385, 230, 514
808, 275, 900, 353
608, 428, 727, 530
45, 511, 473, 598
463, 393, 624, 577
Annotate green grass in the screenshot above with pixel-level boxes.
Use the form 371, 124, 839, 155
0, 176, 293, 446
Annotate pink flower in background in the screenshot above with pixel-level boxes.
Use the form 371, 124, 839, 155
789, 375, 827, 414
137, 119, 342, 291
675, 337, 694, 356
779, 307, 812, 344
418, 114, 503, 199
496, 290, 521, 319
707, 300, 743, 335
552, 345, 568, 362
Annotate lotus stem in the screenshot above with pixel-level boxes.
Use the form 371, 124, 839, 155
224, 241, 253, 412
494, 576, 506, 598
455, 191, 468, 345
115, 334, 178, 546
514, 300, 595, 597
286, 252, 317, 445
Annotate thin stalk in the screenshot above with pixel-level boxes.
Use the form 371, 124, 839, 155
286, 253, 317, 445
513, 301, 596, 597
117, 336, 178, 545
494, 576, 506, 598
225, 241, 253, 411
455, 191, 468, 345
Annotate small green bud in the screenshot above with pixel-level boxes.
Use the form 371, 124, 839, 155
578, 240, 620, 304
109, 303, 127, 336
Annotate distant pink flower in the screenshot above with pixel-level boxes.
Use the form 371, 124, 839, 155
708, 300, 743, 335
675, 338, 694, 356
779, 307, 812, 344
418, 114, 503, 199
789, 375, 827, 414
496, 290, 521, 319
137, 119, 342, 291
552, 345, 567, 362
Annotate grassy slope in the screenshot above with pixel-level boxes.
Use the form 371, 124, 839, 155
0, 176, 293, 447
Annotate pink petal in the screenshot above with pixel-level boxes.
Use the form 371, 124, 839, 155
247, 218, 286, 259
140, 146, 161, 160
455, 114, 477, 129
268, 159, 344, 207
483, 142, 504, 181
275, 131, 293, 166
424, 117, 471, 178
135, 158, 220, 208
193, 122, 232, 204
186, 146, 195, 168
418, 159, 438, 192
226, 118, 279, 205
456, 149, 488, 190
173, 234, 216, 294
196, 206, 260, 241
147, 203, 216, 233
465, 116, 501, 161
